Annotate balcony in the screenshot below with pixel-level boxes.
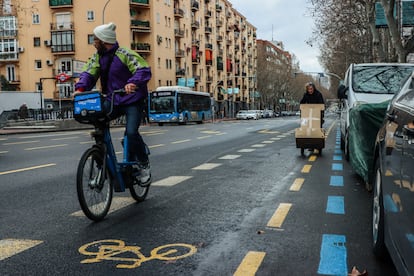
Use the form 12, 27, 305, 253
192, 56, 200, 64
205, 43, 213, 50
50, 22, 74, 31
191, 20, 200, 29
52, 44, 75, 54
49, 0, 73, 8
216, 35, 223, 42
175, 49, 185, 58
130, 0, 149, 7
174, 8, 184, 18
216, 4, 222, 12
205, 10, 212, 18
0, 52, 18, 61
131, 20, 151, 32
191, 0, 199, 11
131, 42, 151, 53
174, 28, 184, 38
176, 68, 185, 77
205, 26, 212, 34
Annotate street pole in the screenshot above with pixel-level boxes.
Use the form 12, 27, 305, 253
102, 0, 111, 24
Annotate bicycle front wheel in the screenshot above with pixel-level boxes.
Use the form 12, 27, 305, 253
77, 147, 113, 221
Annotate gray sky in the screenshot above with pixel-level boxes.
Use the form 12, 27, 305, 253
231, 0, 323, 73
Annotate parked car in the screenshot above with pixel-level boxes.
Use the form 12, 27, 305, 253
338, 63, 414, 162
236, 110, 259, 120
371, 72, 414, 276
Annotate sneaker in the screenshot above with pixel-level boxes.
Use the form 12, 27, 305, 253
139, 162, 151, 186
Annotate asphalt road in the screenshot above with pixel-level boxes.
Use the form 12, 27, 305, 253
0, 114, 398, 275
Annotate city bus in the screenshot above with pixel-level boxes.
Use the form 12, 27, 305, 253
148, 86, 212, 126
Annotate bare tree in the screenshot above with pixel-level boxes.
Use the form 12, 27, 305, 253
309, 0, 414, 80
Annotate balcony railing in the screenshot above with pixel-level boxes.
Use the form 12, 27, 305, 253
174, 8, 184, 17
131, 42, 151, 52
0, 52, 18, 61
175, 49, 185, 57
174, 28, 184, 37
130, 0, 149, 5
131, 20, 151, 31
49, 0, 73, 7
51, 44, 75, 53
50, 22, 74, 31
191, 0, 199, 11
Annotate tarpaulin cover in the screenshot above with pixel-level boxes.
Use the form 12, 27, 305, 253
348, 101, 389, 183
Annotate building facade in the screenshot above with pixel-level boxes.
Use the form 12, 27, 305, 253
0, 0, 257, 115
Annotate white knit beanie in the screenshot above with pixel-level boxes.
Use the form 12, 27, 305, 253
93, 22, 117, 44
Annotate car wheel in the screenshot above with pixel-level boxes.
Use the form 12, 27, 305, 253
372, 158, 387, 259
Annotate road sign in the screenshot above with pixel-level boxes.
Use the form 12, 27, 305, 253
56, 73, 70, 82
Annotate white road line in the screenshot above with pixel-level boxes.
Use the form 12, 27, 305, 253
0, 239, 43, 261
192, 163, 222, 170
238, 149, 255, 153
219, 154, 241, 160
152, 176, 193, 187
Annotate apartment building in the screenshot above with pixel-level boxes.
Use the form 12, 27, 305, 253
0, 0, 257, 113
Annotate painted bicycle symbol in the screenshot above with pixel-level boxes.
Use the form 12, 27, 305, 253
78, 239, 197, 269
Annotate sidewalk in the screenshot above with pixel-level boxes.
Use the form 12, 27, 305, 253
0, 118, 236, 135
0, 119, 92, 135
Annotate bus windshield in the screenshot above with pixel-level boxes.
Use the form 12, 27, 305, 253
149, 91, 175, 114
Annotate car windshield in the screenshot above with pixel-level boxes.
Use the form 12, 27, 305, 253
352, 65, 414, 94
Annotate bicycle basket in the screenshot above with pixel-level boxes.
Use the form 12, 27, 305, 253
73, 91, 106, 124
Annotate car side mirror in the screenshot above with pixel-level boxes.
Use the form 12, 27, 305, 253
337, 84, 347, 99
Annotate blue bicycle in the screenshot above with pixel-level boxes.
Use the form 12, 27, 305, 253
74, 89, 150, 221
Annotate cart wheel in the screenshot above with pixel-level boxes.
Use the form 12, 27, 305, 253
300, 148, 304, 156
318, 148, 322, 156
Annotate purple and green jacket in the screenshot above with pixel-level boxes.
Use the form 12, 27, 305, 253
75, 42, 151, 105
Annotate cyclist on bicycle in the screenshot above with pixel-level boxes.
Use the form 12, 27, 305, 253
74, 22, 152, 185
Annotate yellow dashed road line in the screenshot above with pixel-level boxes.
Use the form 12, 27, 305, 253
233, 251, 266, 276
301, 164, 312, 173
290, 178, 305, 191
267, 203, 292, 228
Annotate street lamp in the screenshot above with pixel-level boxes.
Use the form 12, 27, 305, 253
102, 0, 111, 24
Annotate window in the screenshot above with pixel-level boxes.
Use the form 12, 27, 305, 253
51, 31, 75, 52
0, 16, 18, 37
0, 39, 17, 59
6, 65, 15, 81
35, 60, 42, 70
32, 14, 40, 24
55, 12, 71, 29
33, 37, 41, 47
58, 59, 72, 75
87, 34, 94, 44
3, 0, 11, 14
87, 10, 94, 21
58, 82, 74, 98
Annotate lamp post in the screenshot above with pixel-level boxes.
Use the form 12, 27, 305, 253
102, 0, 111, 24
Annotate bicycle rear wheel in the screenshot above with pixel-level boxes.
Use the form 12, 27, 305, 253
77, 147, 113, 221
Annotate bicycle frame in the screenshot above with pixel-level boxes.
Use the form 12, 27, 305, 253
94, 123, 138, 193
